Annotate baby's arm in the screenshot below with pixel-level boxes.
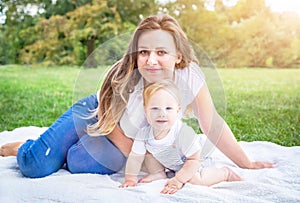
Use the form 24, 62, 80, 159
119, 151, 145, 188
161, 150, 201, 194
174, 150, 201, 183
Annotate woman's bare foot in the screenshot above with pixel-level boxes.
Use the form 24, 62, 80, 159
138, 171, 167, 183
223, 167, 243, 182
0, 142, 23, 156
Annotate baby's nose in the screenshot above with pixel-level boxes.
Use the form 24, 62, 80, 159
158, 109, 167, 117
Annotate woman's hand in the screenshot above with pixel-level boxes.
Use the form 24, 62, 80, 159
246, 161, 275, 169
161, 177, 184, 194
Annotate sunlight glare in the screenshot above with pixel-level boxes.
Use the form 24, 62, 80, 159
265, 0, 300, 17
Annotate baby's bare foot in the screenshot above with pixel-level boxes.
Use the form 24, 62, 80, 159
139, 172, 167, 183
223, 167, 243, 182
0, 142, 23, 156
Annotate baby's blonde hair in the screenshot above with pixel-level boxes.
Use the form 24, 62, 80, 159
143, 79, 181, 108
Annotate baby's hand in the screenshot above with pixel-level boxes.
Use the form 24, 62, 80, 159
119, 180, 137, 188
161, 177, 183, 194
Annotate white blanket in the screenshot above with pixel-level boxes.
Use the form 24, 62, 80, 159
0, 126, 299, 203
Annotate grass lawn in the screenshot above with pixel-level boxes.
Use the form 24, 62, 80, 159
0, 65, 299, 146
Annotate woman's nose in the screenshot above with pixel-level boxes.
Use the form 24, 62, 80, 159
147, 51, 158, 65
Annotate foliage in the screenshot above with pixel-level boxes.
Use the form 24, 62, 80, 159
0, 0, 156, 67
15, 0, 158, 67
0, 0, 37, 64
19, 2, 124, 66
0, 0, 92, 64
0, 25, 7, 64
108, 0, 158, 25
1, 0, 300, 68
224, 9, 300, 68
166, 0, 234, 64
161, 0, 300, 68
41, 0, 93, 19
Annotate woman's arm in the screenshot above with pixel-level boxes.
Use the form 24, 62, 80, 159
192, 84, 273, 169
119, 151, 145, 187
106, 125, 133, 157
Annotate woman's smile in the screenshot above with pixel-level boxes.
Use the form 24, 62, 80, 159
146, 67, 162, 73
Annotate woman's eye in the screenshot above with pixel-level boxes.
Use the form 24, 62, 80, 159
157, 50, 167, 56
139, 50, 149, 55
166, 107, 173, 110
151, 107, 159, 110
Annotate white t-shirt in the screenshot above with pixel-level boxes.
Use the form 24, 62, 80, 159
99, 62, 205, 139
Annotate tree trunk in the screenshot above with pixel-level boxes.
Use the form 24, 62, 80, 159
85, 37, 96, 68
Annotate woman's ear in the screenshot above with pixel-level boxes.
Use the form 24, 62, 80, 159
176, 53, 182, 64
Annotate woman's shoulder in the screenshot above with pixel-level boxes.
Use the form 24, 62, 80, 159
175, 62, 205, 81
177, 122, 200, 149
179, 122, 197, 137
174, 62, 205, 99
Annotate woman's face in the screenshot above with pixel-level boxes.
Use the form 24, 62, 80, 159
137, 30, 182, 84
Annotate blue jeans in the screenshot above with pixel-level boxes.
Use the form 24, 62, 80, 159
17, 94, 126, 178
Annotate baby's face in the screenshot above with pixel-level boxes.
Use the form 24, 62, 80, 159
145, 88, 180, 137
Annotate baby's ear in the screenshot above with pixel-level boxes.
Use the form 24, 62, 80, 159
177, 105, 182, 112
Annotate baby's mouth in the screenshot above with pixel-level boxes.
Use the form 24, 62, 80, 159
156, 120, 168, 124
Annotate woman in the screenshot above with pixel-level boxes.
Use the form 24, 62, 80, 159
0, 14, 273, 178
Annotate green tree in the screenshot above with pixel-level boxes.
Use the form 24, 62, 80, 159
0, 24, 8, 64
224, 1, 300, 68
0, 0, 39, 64
226, 14, 274, 67
41, 0, 93, 19
109, 0, 158, 25
163, 0, 234, 66
19, 15, 74, 66
19, 0, 159, 67
19, 2, 122, 66
270, 13, 300, 67
164, 0, 300, 68
0, 0, 92, 65
222, 0, 268, 23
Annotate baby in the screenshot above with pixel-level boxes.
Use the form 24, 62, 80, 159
119, 79, 242, 194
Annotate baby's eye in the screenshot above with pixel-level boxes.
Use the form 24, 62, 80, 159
151, 107, 159, 110
166, 107, 173, 110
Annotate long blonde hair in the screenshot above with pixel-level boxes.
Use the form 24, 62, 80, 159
88, 14, 198, 136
